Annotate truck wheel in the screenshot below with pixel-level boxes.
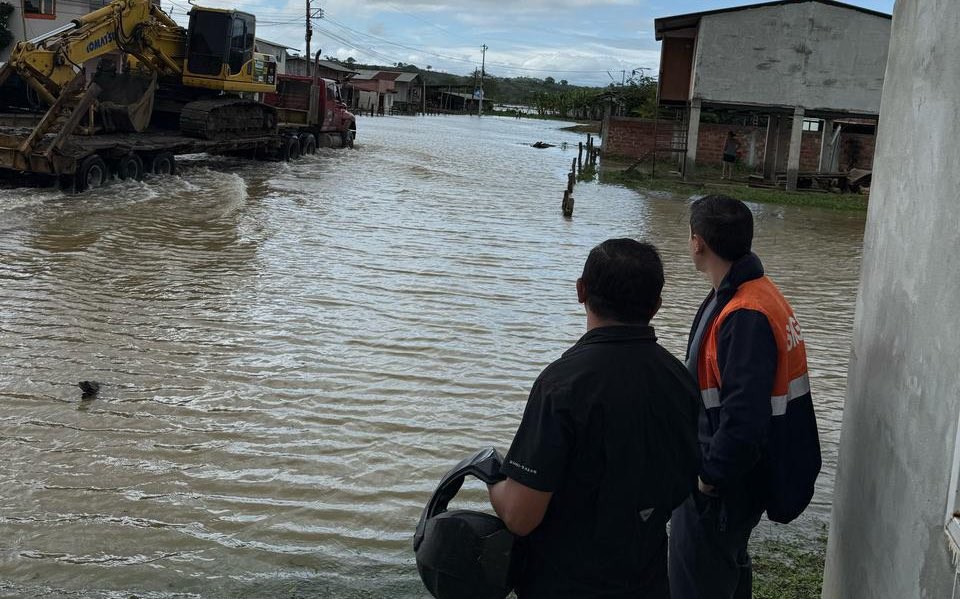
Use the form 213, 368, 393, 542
147, 152, 176, 176
281, 136, 301, 161
342, 129, 355, 148
299, 134, 317, 155
116, 154, 144, 181
77, 155, 108, 192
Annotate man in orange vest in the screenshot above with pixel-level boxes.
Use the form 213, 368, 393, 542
668, 195, 821, 599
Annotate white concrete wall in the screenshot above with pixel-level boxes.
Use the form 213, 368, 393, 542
822, 2, 960, 597
254, 40, 287, 74
1, 1, 83, 63
692, 2, 890, 114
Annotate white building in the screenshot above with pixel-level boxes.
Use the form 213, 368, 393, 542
654, 0, 891, 189
254, 37, 293, 75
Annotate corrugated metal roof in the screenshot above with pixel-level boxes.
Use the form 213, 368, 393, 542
255, 37, 295, 50
394, 72, 420, 83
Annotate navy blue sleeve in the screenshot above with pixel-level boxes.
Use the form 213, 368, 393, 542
500, 377, 574, 492
700, 309, 777, 486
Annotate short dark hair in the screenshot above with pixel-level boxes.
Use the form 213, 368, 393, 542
580, 238, 664, 324
689, 195, 754, 262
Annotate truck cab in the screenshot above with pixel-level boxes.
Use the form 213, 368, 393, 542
264, 73, 356, 147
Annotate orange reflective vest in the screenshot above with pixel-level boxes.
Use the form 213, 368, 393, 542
697, 276, 811, 418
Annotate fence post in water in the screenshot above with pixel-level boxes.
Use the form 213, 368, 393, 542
578, 142, 583, 171
562, 189, 574, 218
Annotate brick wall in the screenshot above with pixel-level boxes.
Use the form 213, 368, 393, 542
603, 116, 875, 172
838, 133, 876, 170
602, 118, 658, 159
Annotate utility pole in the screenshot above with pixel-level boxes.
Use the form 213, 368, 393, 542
423, 65, 431, 115
478, 44, 487, 117
305, 0, 313, 77
305, 0, 324, 77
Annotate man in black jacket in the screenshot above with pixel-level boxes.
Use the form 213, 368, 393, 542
669, 196, 820, 599
487, 238, 700, 598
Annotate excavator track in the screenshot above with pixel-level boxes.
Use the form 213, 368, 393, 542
180, 97, 277, 140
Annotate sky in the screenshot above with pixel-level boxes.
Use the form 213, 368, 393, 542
159, 0, 896, 87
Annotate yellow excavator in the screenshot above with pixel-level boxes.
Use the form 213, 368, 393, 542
0, 0, 279, 138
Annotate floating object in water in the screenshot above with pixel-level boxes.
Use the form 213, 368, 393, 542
78, 381, 100, 399
531, 141, 555, 149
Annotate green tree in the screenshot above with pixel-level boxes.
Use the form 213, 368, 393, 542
0, 2, 14, 54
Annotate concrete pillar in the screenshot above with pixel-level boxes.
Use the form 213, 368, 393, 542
823, 3, 960, 597
818, 119, 834, 173
762, 114, 779, 181
600, 104, 612, 155
683, 98, 701, 181
785, 106, 805, 191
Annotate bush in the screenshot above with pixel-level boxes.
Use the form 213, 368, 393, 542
0, 2, 13, 53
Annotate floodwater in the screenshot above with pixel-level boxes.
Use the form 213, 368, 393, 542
0, 115, 865, 597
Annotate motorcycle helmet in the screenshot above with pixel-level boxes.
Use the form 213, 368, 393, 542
413, 447, 520, 599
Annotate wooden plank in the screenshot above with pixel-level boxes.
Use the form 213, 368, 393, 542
45, 83, 103, 161
17, 75, 86, 156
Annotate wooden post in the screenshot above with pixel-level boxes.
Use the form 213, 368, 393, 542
562, 189, 574, 217
578, 142, 583, 170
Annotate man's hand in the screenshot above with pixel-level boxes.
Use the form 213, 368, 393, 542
698, 477, 719, 497
488, 478, 552, 537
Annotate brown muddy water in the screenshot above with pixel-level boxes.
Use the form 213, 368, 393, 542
0, 115, 864, 598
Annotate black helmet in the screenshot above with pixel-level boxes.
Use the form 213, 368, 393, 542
413, 447, 520, 599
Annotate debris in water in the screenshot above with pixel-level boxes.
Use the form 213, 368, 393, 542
78, 381, 100, 399
531, 141, 555, 149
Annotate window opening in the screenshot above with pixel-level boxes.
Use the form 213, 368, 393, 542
24, 0, 55, 19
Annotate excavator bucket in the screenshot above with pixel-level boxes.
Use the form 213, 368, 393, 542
95, 70, 157, 133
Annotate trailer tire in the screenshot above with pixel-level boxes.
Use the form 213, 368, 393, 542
281, 136, 301, 161
147, 152, 177, 176
299, 134, 317, 155
116, 154, 144, 181
77, 155, 108, 192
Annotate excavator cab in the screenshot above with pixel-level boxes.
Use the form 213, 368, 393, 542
183, 8, 276, 93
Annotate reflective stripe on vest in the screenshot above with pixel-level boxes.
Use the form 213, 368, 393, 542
697, 276, 809, 416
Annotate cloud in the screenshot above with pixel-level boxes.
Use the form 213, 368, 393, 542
160, 0, 660, 85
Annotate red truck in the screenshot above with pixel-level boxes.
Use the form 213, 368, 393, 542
265, 70, 357, 156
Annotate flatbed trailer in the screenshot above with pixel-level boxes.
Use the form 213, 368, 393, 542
0, 69, 355, 192
0, 126, 278, 175
0, 122, 296, 191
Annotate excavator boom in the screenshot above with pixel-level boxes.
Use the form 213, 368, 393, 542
6, 0, 184, 105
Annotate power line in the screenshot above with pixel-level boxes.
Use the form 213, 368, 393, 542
384, 2, 460, 41
321, 13, 628, 74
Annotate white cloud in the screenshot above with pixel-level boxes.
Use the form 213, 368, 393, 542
160, 0, 659, 85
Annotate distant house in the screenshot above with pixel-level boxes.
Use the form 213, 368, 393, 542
1, 0, 107, 63
254, 38, 294, 74
346, 69, 401, 114
653, 0, 891, 188
286, 57, 358, 83
436, 91, 493, 113
392, 72, 422, 114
